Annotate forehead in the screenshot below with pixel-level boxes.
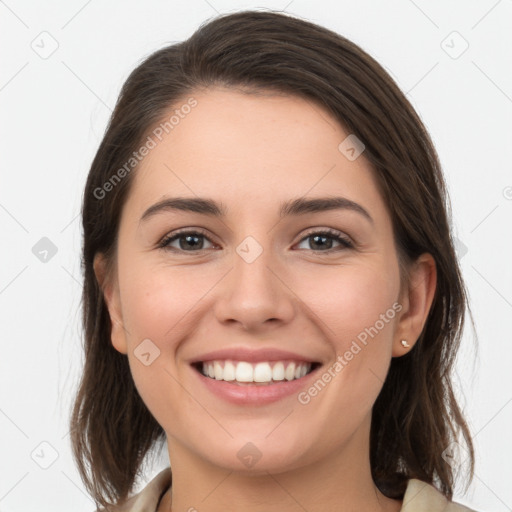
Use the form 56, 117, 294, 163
126, 88, 387, 220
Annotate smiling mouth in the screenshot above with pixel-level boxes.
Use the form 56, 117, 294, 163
192, 360, 321, 385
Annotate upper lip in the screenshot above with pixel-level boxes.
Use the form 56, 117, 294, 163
189, 347, 320, 364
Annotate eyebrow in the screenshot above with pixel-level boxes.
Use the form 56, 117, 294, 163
140, 196, 373, 224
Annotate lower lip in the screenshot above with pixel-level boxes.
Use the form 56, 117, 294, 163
192, 365, 321, 405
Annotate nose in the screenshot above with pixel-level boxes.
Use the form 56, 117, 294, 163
213, 240, 296, 332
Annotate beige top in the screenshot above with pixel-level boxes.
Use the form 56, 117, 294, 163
103, 468, 477, 512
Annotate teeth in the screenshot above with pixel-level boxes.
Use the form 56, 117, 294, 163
235, 361, 253, 382
200, 360, 312, 384
272, 362, 285, 381
223, 361, 236, 381
254, 362, 273, 382
285, 363, 296, 381
214, 361, 223, 380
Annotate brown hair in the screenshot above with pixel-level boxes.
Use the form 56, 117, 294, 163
71, 9, 475, 509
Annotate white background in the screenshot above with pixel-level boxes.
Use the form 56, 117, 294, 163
1, 1, 511, 511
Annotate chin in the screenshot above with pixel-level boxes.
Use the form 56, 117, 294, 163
191, 433, 318, 475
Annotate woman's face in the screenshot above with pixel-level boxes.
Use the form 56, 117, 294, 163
99, 88, 418, 474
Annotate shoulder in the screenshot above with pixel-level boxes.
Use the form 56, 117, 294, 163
95, 468, 172, 512
401, 479, 477, 511
96, 471, 480, 512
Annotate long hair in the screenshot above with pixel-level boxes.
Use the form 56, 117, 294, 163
71, 10, 475, 509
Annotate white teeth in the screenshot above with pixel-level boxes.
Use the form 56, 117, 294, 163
253, 362, 272, 382
214, 361, 223, 380
235, 361, 253, 382
223, 361, 236, 381
285, 363, 296, 381
200, 360, 312, 383
272, 362, 285, 381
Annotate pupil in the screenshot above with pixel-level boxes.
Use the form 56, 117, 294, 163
311, 235, 331, 250
177, 234, 334, 251
182, 235, 202, 250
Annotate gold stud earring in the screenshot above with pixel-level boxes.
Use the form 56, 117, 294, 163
400, 339, 410, 348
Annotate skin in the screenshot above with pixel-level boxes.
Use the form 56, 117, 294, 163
94, 88, 436, 512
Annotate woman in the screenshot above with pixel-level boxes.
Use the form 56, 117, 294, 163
71, 10, 478, 512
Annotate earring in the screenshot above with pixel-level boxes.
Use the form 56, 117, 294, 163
400, 339, 410, 348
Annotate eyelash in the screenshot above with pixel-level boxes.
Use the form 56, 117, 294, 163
157, 227, 354, 254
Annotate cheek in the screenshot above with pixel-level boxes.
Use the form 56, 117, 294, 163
300, 260, 399, 347
117, 262, 218, 424
294, 261, 400, 414
119, 261, 214, 342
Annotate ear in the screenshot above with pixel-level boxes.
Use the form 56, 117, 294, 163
392, 253, 437, 357
93, 253, 128, 355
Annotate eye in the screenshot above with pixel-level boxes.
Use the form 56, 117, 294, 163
295, 229, 353, 252
158, 228, 354, 253
158, 229, 216, 252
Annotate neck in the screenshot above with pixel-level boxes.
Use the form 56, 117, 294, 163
162, 417, 402, 512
